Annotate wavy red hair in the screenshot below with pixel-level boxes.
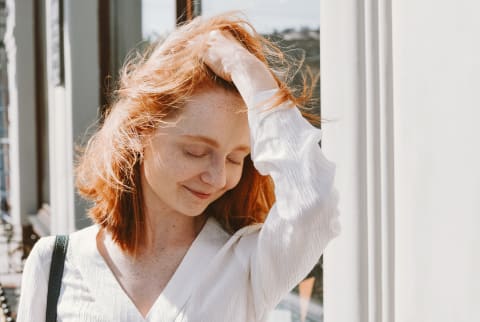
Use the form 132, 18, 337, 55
75, 12, 319, 256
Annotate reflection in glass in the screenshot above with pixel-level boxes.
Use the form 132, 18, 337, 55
142, 0, 176, 41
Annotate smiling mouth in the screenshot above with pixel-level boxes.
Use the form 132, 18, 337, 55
183, 186, 212, 199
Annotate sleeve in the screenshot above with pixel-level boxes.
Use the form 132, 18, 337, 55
246, 89, 341, 318
16, 236, 54, 322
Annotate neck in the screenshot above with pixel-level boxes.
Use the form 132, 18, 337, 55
142, 204, 208, 254
99, 213, 207, 269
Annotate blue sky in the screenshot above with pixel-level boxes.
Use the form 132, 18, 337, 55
142, 0, 320, 39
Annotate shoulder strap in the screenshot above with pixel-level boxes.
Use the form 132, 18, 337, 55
46, 235, 69, 322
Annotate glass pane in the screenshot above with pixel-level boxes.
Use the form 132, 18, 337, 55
202, 0, 320, 34
202, 1, 322, 321
0, 0, 10, 220
202, 0, 320, 116
142, 0, 176, 41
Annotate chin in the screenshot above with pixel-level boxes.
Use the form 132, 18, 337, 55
184, 211, 205, 217
177, 205, 209, 218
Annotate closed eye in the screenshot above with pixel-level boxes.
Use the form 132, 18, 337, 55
184, 147, 244, 165
184, 150, 207, 158
227, 158, 242, 165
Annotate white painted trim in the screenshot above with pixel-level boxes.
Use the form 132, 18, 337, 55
4, 0, 39, 228
321, 0, 395, 321
361, 0, 395, 321
45, 0, 71, 235
46, 0, 100, 234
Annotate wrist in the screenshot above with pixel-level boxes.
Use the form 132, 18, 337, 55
231, 57, 278, 106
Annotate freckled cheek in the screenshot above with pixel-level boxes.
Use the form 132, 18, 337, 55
166, 152, 206, 180
225, 169, 244, 191
146, 150, 188, 181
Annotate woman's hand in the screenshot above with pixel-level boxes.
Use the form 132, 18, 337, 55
200, 30, 279, 106
201, 30, 251, 82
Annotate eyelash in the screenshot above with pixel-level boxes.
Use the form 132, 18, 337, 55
184, 151, 242, 165
185, 151, 206, 158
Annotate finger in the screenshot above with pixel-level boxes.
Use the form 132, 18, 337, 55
187, 34, 208, 48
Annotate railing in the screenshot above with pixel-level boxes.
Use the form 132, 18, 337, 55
0, 216, 23, 322
0, 282, 15, 322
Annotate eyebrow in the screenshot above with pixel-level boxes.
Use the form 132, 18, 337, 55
181, 134, 250, 153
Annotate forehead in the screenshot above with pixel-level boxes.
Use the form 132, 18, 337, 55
184, 84, 246, 114
161, 85, 250, 146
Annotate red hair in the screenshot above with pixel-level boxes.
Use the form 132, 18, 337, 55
75, 12, 319, 256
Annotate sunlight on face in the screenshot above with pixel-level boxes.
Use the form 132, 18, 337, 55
141, 83, 251, 217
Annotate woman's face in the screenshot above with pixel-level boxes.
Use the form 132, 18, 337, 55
141, 84, 251, 218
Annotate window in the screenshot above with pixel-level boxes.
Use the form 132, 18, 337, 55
142, 0, 176, 41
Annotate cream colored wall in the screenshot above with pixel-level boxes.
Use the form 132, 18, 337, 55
393, 1, 480, 321
322, 0, 480, 321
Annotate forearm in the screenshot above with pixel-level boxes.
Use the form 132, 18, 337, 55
244, 92, 340, 315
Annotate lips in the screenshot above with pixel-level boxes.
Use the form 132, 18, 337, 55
183, 186, 212, 199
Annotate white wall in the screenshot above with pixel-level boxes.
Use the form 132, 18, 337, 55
393, 1, 480, 321
322, 0, 480, 321
321, 0, 367, 320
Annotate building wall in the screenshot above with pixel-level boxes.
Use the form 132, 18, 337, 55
4, 0, 38, 231
0, 0, 10, 218
322, 0, 480, 321
392, 1, 480, 321
4, 0, 103, 236
48, 0, 100, 233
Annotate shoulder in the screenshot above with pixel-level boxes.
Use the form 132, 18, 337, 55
65, 224, 99, 263
21, 235, 56, 286
17, 238, 56, 320
207, 216, 233, 241
222, 220, 263, 253
68, 223, 99, 243
207, 216, 263, 245
217, 221, 263, 272
27, 235, 56, 269
26, 224, 98, 270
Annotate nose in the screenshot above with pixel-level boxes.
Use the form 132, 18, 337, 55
200, 158, 227, 189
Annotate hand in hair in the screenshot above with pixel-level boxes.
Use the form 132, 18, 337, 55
199, 30, 247, 82
201, 30, 279, 106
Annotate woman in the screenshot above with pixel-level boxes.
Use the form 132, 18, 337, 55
17, 13, 340, 322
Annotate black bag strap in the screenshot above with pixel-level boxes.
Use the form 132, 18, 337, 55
46, 235, 69, 322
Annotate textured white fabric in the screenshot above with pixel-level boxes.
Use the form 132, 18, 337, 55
16, 90, 340, 322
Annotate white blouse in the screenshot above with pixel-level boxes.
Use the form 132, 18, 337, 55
16, 89, 340, 322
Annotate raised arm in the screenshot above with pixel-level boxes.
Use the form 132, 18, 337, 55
203, 30, 341, 318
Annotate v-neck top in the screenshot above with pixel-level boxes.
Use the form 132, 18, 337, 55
16, 89, 340, 322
